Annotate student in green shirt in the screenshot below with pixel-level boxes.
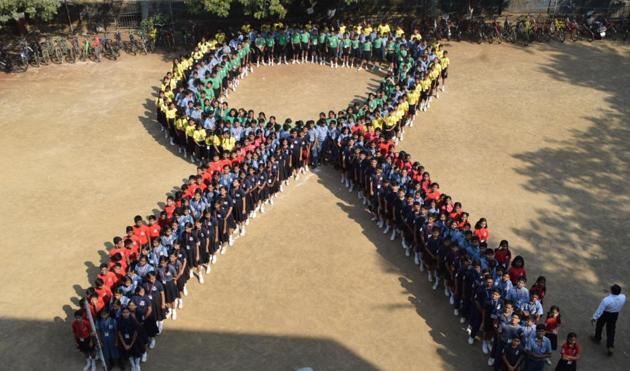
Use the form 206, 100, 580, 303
360, 38, 372, 70
254, 33, 266, 66
326, 32, 339, 67
265, 32, 275, 65
276, 30, 288, 64
300, 29, 310, 63
290, 29, 301, 64
317, 30, 327, 64
310, 28, 319, 63
341, 33, 352, 67
351, 34, 361, 69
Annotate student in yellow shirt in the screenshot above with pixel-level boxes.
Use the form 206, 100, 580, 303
220, 130, 236, 152
440, 50, 450, 92
205, 130, 221, 159
192, 124, 207, 163
164, 102, 178, 145
378, 21, 391, 36
184, 118, 197, 160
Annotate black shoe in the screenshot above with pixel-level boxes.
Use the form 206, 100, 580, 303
590, 335, 601, 344
607, 347, 614, 356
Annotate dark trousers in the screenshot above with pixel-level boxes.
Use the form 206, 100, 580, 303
595, 311, 618, 348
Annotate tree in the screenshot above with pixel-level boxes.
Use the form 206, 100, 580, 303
185, 0, 291, 19
0, 0, 61, 25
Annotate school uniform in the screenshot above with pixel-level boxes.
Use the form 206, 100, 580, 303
117, 316, 145, 358
97, 316, 119, 363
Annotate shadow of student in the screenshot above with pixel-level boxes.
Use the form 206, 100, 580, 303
0, 317, 379, 371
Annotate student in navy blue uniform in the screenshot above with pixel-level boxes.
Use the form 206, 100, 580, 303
157, 256, 178, 322
97, 310, 120, 370
181, 222, 200, 283
469, 275, 494, 346
117, 306, 145, 371
231, 179, 248, 237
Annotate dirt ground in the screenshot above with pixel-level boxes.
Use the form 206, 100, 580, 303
0, 41, 628, 371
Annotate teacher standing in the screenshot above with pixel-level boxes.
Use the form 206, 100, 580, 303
590, 284, 626, 356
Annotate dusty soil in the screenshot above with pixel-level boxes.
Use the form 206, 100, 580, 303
0, 41, 628, 371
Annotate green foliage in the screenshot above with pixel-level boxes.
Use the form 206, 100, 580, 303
0, 0, 61, 25
185, 0, 233, 18
185, 0, 291, 19
140, 13, 169, 34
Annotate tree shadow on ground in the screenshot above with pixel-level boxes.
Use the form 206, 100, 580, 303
0, 317, 379, 371
510, 42, 630, 367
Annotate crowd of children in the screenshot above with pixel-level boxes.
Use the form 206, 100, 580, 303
72, 22, 581, 371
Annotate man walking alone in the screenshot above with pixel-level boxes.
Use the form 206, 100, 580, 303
591, 284, 626, 356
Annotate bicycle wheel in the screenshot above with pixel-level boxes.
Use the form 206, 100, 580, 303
41, 49, 50, 65
140, 41, 148, 55
52, 47, 63, 64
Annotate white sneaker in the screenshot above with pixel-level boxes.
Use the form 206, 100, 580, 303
172, 308, 177, 320
432, 281, 438, 290
177, 298, 183, 309
377, 220, 384, 228
482, 341, 489, 354
545, 359, 552, 365
220, 247, 226, 255
142, 352, 148, 363
460, 317, 466, 324
449, 295, 455, 305
414, 254, 420, 265
405, 248, 410, 257
453, 309, 459, 316
488, 358, 495, 367
383, 225, 390, 234
206, 265, 211, 274
419, 263, 425, 272
189, 270, 193, 279
389, 230, 396, 240
149, 338, 156, 349
467, 336, 474, 345
444, 287, 449, 296
427, 272, 433, 282
198, 272, 204, 284
228, 236, 234, 246
212, 255, 217, 264
183, 285, 188, 296
83, 359, 91, 371
240, 226, 246, 236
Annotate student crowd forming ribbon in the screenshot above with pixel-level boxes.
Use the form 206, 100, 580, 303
72, 21, 582, 371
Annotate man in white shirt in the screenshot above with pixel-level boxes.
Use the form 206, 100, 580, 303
591, 284, 626, 355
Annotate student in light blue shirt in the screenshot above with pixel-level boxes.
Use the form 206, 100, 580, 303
507, 278, 530, 311
524, 324, 552, 371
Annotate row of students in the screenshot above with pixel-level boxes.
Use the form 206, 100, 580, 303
155, 35, 448, 168
72, 24, 573, 371
73, 25, 448, 370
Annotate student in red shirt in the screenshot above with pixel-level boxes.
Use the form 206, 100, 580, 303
495, 240, 512, 270
132, 215, 150, 248
556, 332, 580, 371
97, 263, 118, 290
72, 310, 96, 371
545, 305, 561, 350
164, 196, 176, 220
147, 215, 161, 244
530, 276, 547, 304
474, 217, 490, 243
508, 255, 527, 285
426, 182, 442, 201
94, 278, 113, 305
